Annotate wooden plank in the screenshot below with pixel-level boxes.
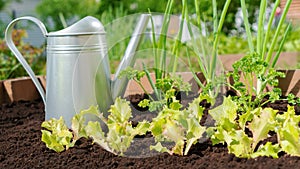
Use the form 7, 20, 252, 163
0, 80, 9, 104
3, 77, 41, 103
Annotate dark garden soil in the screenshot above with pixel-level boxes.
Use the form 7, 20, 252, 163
1, 96, 300, 169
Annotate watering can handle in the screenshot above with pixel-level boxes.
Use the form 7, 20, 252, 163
5, 16, 48, 104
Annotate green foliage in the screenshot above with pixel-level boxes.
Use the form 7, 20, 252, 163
283, 26, 300, 52
34, 0, 266, 34
214, 34, 249, 55
286, 94, 300, 106
41, 94, 300, 158
186, 0, 230, 99
150, 94, 208, 155
97, 0, 184, 14
36, 0, 100, 30
208, 96, 300, 158
229, 0, 292, 111
38, 0, 300, 159
0, 0, 21, 11
227, 52, 285, 112
41, 98, 150, 156
119, 67, 191, 112
41, 117, 75, 153
276, 106, 300, 156
209, 97, 275, 158
0, 29, 45, 80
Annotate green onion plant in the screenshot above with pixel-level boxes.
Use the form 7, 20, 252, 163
186, 0, 231, 100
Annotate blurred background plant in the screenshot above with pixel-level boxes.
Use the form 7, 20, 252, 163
0, 0, 22, 38
34, 0, 268, 34
0, 29, 45, 80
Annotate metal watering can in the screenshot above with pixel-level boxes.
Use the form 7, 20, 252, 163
5, 14, 149, 127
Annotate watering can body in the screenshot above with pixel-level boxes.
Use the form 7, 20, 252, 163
5, 15, 149, 127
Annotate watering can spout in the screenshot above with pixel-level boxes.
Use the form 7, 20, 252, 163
111, 14, 150, 100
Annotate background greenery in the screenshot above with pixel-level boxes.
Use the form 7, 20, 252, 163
34, 0, 269, 34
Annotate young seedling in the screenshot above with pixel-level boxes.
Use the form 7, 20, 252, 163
150, 94, 210, 155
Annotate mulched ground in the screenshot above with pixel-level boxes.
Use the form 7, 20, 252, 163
1, 97, 300, 169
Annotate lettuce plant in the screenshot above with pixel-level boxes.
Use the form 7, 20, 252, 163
41, 97, 150, 156
208, 96, 300, 158
41, 117, 75, 153
207, 96, 279, 158
81, 98, 150, 156
149, 93, 211, 155
275, 106, 300, 156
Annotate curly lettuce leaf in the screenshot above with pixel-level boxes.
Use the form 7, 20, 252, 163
150, 142, 171, 154
108, 97, 132, 124
208, 96, 281, 158
277, 106, 300, 156
41, 117, 75, 153
185, 117, 206, 155
150, 94, 208, 156
209, 96, 238, 126
71, 107, 93, 140
248, 108, 277, 149
251, 142, 281, 158
85, 121, 112, 153
227, 130, 252, 158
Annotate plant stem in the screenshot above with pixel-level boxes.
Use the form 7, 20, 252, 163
240, 0, 254, 53
257, 0, 292, 94
158, 0, 174, 79
185, 8, 209, 83
148, 10, 159, 79
210, 0, 231, 79
143, 63, 160, 100
187, 48, 205, 89
265, 0, 292, 64
171, 0, 187, 75
136, 81, 155, 101
271, 23, 291, 68
194, 0, 208, 70
261, 0, 280, 60
59, 12, 67, 28
257, 0, 267, 55
211, 0, 218, 74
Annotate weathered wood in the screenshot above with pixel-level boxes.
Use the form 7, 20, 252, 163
3, 77, 41, 103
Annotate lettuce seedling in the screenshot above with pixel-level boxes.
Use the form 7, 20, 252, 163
42, 97, 150, 156
276, 106, 300, 156
150, 94, 209, 155
74, 98, 150, 156
41, 117, 75, 153
207, 96, 281, 158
